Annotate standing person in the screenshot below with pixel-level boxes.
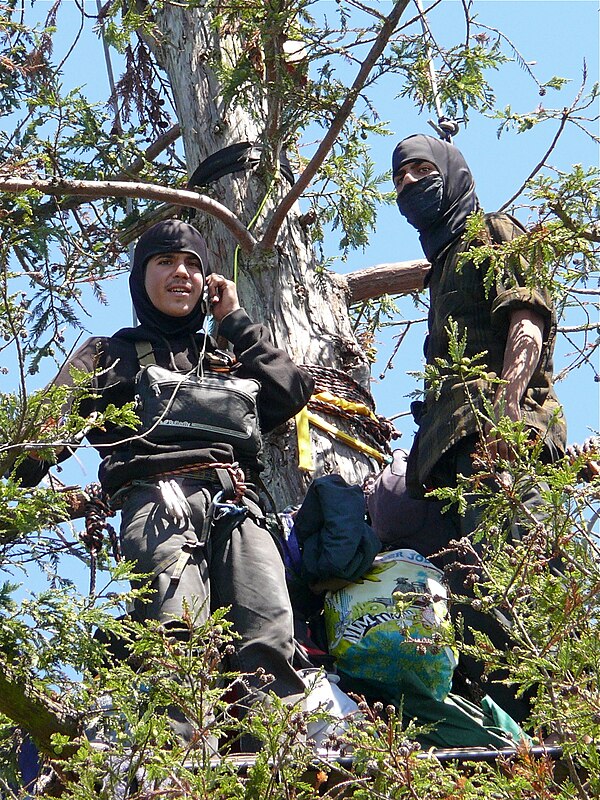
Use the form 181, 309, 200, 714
392, 134, 566, 722
14, 219, 314, 741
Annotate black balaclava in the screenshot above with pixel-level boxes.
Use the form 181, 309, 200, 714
392, 134, 479, 262
130, 219, 211, 336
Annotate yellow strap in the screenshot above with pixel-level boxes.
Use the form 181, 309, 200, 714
311, 390, 378, 421
295, 407, 314, 471
305, 410, 389, 465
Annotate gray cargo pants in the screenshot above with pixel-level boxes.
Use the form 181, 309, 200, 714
118, 478, 305, 703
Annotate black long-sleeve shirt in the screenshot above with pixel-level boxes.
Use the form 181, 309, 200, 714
15, 309, 313, 494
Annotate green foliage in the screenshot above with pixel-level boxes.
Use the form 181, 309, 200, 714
97, 0, 159, 55
2, 587, 594, 797
0, 2, 180, 367
493, 81, 598, 138
456, 170, 600, 326
352, 293, 401, 363
393, 38, 507, 121
411, 317, 493, 403
407, 331, 600, 796
434, 446, 600, 794
0, 366, 139, 479
307, 127, 393, 256
0, 495, 599, 796
0, 1, 599, 797
0, 482, 69, 544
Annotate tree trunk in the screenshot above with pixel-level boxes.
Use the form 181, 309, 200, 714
145, 5, 384, 507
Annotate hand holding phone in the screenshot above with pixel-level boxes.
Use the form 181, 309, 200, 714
205, 273, 240, 322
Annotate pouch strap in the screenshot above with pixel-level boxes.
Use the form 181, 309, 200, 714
135, 340, 156, 367
171, 547, 193, 583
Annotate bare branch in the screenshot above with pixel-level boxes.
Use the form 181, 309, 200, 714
558, 323, 600, 334
555, 328, 600, 383
114, 123, 181, 180
569, 287, 600, 297
379, 316, 424, 380
499, 113, 571, 213
260, 0, 411, 250
338, 258, 430, 303
0, 177, 256, 253
499, 71, 588, 212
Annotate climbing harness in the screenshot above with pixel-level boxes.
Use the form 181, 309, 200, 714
109, 461, 248, 508
57, 458, 248, 596
140, 467, 249, 589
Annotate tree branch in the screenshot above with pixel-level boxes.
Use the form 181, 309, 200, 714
26, 124, 182, 221
114, 123, 181, 181
0, 177, 256, 253
550, 201, 600, 242
337, 258, 430, 303
499, 71, 588, 212
498, 112, 570, 212
259, 0, 411, 250
0, 666, 80, 757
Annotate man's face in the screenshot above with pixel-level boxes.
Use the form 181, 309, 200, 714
393, 160, 439, 195
144, 252, 204, 317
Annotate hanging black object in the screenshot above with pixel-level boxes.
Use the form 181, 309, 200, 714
427, 117, 461, 142
187, 141, 295, 188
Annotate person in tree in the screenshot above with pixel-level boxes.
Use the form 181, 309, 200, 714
392, 134, 567, 722
14, 219, 314, 742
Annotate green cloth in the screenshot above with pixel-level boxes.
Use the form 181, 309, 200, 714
342, 671, 530, 750
410, 212, 566, 491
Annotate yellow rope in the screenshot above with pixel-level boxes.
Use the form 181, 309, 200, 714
311, 390, 379, 421
295, 407, 389, 471
295, 407, 314, 471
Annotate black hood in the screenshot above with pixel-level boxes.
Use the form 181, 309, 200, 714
130, 219, 211, 336
392, 134, 479, 262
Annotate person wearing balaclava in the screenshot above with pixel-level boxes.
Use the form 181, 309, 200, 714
392, 135, 566, 724
13, 219, 314, 748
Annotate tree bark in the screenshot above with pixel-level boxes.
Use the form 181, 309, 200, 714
145, 4, 395, 506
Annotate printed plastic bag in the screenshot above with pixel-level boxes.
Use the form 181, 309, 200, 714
324, 548, 457, 702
